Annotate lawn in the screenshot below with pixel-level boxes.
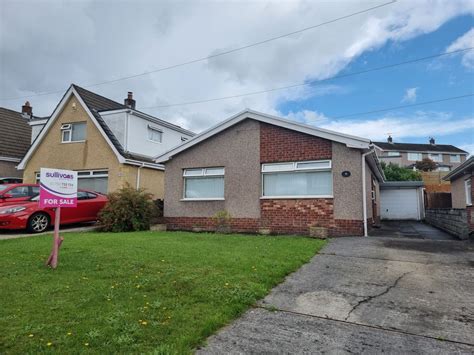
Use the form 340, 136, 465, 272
0, 231, 325, 354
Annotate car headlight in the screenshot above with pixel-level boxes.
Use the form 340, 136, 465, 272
0, 206, 26, 215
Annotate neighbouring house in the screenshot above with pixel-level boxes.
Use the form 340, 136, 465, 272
426, 156, 473, 239
0, 103, 36, 177
374, 136, 468, 172
155, 110, 384, 237
17, 84, 194, 197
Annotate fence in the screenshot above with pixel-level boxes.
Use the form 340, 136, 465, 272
425, 209, 469, 240
424, 192, 452, 209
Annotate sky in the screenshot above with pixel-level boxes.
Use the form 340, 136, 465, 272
1, 0, 473, 154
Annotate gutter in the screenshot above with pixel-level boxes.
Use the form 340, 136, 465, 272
361, 148, 376, 237
123, 159, 165, 171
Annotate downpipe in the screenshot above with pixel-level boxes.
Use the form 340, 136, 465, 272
362, 148, 375, 237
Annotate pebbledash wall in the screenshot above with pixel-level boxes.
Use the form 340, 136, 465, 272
164, 119, 379, 236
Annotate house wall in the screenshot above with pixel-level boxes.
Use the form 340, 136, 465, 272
0, 160, 22, 177
164, 119, 261, 219
378, 150, 467, 170
164, 120, 371, 236
21, 94, 164, 198
451, 175, 468, 209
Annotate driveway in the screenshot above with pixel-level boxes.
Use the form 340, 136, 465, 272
198, 224, 474, 353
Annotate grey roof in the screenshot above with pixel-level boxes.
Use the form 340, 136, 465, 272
374, 141, 467, 154
0, 107, 32, 159
443, 156, 474, 181
380, 181, 424, 188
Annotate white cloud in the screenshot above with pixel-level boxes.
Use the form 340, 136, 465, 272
402, 87, 418, 103
0, 0, 473, 132
460, 143, 474, 156
446, 27, 474, 69
316, 111, 473, 141
285, 110, 329, 124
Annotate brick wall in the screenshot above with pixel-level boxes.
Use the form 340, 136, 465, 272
165, 217, 260, 233
260, 122, 332, 163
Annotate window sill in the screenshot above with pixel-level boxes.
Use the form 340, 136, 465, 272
147, 139, 162, 144
61, 140, 86, 144
260, 195, 334, 199
180, 198, 225, 202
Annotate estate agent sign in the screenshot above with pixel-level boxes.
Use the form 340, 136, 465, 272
39, 168, 78, 269
39, 168, 78, 208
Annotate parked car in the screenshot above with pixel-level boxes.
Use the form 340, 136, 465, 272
0, 184, 39, 206
0, 190, 108, 233
0, 177, 23, 184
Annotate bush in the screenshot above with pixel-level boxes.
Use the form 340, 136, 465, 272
98, 184, 157, 232
415, 158, 437, 172
381, 162, 422, 181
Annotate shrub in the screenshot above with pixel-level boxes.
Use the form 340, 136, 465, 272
98, 184, 157, 232
381, 162, 422, 181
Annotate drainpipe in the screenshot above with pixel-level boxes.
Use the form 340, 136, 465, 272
136, 163, 144, 190
362, 148, 375, 237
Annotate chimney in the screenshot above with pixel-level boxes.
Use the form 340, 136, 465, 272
387, 135, 393, 144
21, 101, 32, 118
429, 137, 435, 145
124, 91, 136, 109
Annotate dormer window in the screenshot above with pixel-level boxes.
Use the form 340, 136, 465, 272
61, 122, 86, 143
148, 126, 163, 143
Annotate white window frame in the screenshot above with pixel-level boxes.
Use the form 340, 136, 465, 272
407, 152, 422, 161
429, 153, 442, 162
148, 125, 163, 143
387, 151, 400, 157
466, 178, 472, 206
182, 167, 225, 201
61, 122, 86, 143
450, 154, 461, 163
261, 160, 333, 199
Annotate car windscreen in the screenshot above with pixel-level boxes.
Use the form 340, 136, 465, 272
0, 185, 9, 192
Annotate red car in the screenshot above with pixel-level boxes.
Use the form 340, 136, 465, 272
0, 184, 40, 206
0, 190, 108, 233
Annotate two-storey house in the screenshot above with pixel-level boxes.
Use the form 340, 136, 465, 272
374, 136, 468, 172
17, 84, 194, 197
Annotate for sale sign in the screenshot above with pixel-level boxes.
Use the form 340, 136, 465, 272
39, 168, 78, 208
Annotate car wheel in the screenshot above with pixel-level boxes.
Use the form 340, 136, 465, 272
27, 213, 50, 233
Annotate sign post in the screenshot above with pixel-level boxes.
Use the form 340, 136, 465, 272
39, 168, 77, 269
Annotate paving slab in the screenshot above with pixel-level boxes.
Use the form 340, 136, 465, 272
198, 225, 474, 354
198, 308, 474, 354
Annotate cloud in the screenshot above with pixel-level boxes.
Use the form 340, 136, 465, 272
315, 111, 474, 141
285, 110, 329, 124
460, 143, 474, 156
446, 27, 474, 69
0, 0, 474, 133
401, 87, 418, 103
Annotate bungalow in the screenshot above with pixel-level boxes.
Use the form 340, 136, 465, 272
17, 84, 194, 197
155, 110, 384, 237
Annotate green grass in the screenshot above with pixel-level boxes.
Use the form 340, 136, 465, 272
0, 231, 325, 354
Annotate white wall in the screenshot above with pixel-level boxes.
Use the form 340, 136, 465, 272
126, 113, 193, 158
100, 111, 126, 147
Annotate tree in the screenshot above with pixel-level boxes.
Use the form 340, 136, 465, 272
415, 158, 437, 172
381, 162, 422, 181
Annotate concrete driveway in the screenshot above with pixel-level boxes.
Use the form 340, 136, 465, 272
198, 226, 474, 353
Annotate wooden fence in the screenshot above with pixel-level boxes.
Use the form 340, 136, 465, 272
424, 192, 452, 209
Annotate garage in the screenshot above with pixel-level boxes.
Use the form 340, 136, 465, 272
380, 181, 424, 220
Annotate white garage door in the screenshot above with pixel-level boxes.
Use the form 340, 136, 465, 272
380, 189, 420, 220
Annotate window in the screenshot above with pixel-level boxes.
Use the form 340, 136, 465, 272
450, 154, 461, 163
429, 153, 441, 162
261, 160, 332, 198
61, 122, 86, 142
148, 126, 162, 143
77, 191, 98, 200
387, 151, 399, 156
407, 152, 422, 161
466, 179, 472, 206
7, 186, 29, 197
436, 166, 450, 172
36, 170, 108, 194
183, 167, 224, 200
